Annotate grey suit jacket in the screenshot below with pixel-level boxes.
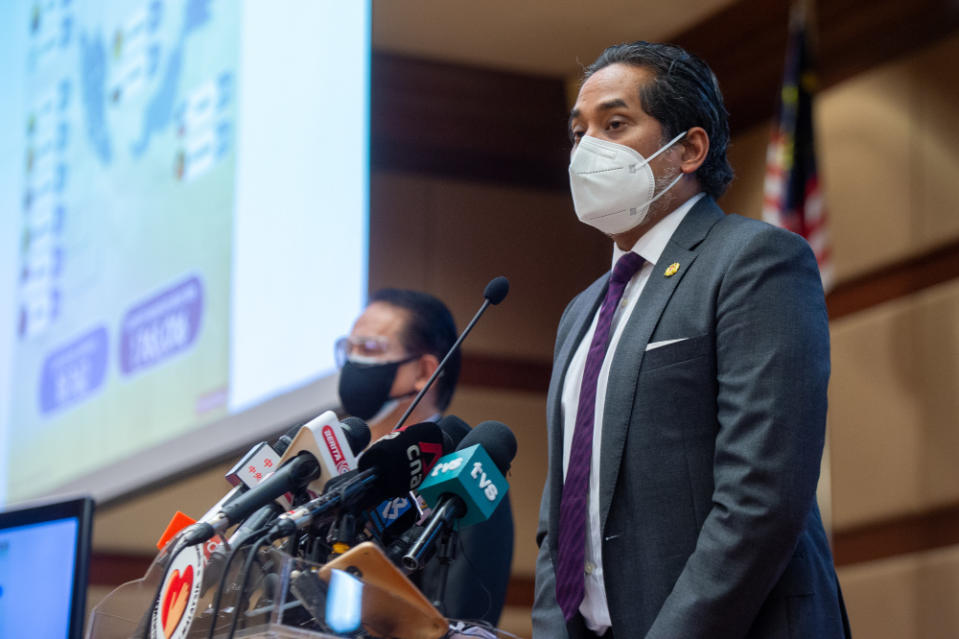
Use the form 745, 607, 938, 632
533, 197, 850, 638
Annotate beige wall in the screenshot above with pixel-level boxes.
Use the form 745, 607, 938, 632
839, 544, 959, 639
722, 31, 959, 638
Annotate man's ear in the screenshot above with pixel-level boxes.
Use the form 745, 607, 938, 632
414, 353, 440, 391
679, 126, 709, 174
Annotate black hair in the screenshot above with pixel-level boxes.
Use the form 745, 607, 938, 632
584, 41, 734, 199
369, 289, 460, 411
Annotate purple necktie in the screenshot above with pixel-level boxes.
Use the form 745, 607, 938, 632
555, 251, 644, 622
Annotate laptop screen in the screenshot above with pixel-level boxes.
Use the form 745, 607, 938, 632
0, 497, 94, 639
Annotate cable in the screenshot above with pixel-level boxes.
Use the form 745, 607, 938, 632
205, 526, 270, 639
226, 534, 272, 639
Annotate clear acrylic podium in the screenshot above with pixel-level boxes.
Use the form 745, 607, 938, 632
86, 541, 465, 639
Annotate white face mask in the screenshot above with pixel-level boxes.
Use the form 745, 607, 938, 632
568, 131, 687, 235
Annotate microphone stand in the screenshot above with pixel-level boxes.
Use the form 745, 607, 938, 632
393, 276, 508, 430
430, 527, 458, 617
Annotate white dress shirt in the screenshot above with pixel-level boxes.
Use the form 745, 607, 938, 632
560, 193, 704, 633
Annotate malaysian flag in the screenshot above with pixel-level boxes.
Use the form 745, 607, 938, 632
762, 3, 833, 291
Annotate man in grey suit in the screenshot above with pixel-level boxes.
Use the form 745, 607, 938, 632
532, 42, 850, 638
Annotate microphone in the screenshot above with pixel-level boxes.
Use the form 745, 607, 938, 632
278, 410, 367, 497
393, 277, 509, 430
191, 424, 301, 529
182, 452, 321, 545
265, 422, 444, 541
401, 421, 516, 572
437, 414, 471, 450
365, 414, 473, 543
192, 441, 284, 527
182, 413, 369, 545
340, 416, 373, 453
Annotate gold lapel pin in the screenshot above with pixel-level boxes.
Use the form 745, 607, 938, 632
664, 262, 680, 277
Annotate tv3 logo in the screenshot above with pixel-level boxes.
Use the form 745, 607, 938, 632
379, 497, 410, 522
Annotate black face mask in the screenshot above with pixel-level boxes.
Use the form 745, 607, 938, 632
337, 355, 418, 420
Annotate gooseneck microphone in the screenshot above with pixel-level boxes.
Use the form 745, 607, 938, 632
393, 276, 510, 430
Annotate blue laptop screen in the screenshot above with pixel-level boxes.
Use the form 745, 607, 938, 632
0, 498, 93, 639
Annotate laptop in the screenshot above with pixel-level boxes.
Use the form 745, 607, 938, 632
0, 496, 95, 639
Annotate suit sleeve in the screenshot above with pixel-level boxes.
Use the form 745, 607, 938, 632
645, 227, 830, 638
533, 476, 569, 638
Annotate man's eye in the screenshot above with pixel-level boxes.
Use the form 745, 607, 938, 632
608, 120, 624, 130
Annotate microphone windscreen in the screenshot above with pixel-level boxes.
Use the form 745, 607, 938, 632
458, 421, 517, 473
276, 421, 305, 454
441, 430, 455, 455
341, 416, 371, 454
273, 435, 294, 456
483, 276, 510, 305
357, 421, 444, 495
438, 415, 471, 452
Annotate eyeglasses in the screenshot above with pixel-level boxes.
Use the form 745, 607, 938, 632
333, 335, 400, 368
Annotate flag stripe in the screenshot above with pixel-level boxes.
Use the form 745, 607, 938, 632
761, 5, 833, 292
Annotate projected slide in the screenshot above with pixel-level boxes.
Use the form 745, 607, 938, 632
8, 0, 238, 502
0, 1, 370, 505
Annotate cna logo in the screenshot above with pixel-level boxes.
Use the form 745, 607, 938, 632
418, 441, 443, 475
152, 544, 204, 639
406, 445, 424, 489
322, 425, 350, 473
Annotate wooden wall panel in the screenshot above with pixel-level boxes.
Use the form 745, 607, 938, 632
369, 172, 609, 360
371, 54, 570, 190
838, 544, 959, 638
829, 279, 959, 529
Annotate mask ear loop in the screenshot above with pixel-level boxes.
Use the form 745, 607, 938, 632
633, 129, 688, 169
635, 129, 689, 206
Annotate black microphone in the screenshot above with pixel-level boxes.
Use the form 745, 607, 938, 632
182, 452, 321, 545
393, 277, 509, 430
365, 414, 471, 545
191, 414, 334, 528
438, 414, 471, 451
401, 421, 516, 573
341, 416, 372, 453
265, 422, 444, 541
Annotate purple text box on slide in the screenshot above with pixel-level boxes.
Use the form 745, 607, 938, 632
39, 326, 109, 414
120, 275, 203, 375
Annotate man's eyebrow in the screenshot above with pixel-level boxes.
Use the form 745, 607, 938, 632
569, 98, 630, 123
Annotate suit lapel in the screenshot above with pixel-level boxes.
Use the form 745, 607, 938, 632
598, 197, 725, 529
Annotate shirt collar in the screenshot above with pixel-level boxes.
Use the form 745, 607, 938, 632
612, 192, 705, 267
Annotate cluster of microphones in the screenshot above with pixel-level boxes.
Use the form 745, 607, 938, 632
147, 277, 513, 638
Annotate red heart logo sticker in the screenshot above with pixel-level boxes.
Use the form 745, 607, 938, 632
161, 564, 194, 637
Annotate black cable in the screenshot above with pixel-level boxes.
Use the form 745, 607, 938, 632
205, 527, 270, 639
226, 534, 272, 639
